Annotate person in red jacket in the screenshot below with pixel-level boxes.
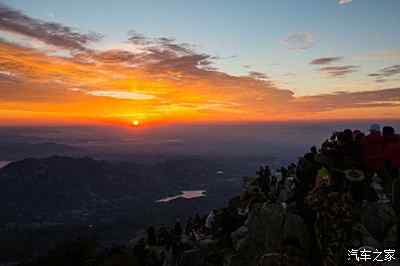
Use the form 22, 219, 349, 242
362, 124, 384, 174
383, 126, 398, 149
380, 126, 399, 194
385, 127, 400, 250
383, 128, 400, 169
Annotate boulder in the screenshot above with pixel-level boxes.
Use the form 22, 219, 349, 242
281, 212, 310, 252
227, 203, 310, 266
383, 224, 397, 249
246, 203, 285, 253
350, 223, 381, 249
257, 253, 281, 266
360, 202, 396, 242
230, 226, 248, 251
179, 249, 204, 266
198, 238, 218, 250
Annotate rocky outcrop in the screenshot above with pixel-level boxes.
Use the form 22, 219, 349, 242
350, 223, 381, 249
180, 249, 205, 266
230, 226, 248, 251
384, 225, 397, 249
227, 203, 310, 266
360, 202, 396, 242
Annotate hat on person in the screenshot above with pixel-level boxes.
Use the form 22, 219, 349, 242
344, 169, 365, 182
318, 167, 330, 178
369, 124, 381, 133
317, 167, 331, 186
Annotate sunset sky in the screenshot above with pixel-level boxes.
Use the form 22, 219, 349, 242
0, 0, 400, 125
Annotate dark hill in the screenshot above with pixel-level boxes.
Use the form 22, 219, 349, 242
0, 155, 241, 229
0, 142, 82, 161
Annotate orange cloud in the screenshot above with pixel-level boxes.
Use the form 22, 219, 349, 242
0, 4, 400, 125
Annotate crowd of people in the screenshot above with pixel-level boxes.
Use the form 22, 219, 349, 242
132, 221, 185, 266
133, 211, 229, 266
233, 123, 400, 266
131, 124, 400, 266
277, 124, 399, 266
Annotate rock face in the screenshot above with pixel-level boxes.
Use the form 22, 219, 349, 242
231, 226, 248, 251
384, 225, 397, 249
350, 223, 381, 249
180, 249, 204, 266
224, 202, 396, 266
227, 203, 310, 266
360, 202, 396, 242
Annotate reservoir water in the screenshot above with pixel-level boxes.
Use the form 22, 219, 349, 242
156, 190, 206, 203
0, 161, 11, 169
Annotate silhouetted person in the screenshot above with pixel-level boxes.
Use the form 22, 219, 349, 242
310, 146, 318, 157
146, 226, 157, 246
288, 163, 297, 176
205, 209, 216, 235
256, 165, 271, 194
173, 220, 182, 238
185, 217, 193, 236
343, 169, 365, 203
343, 129, 353, 141
391, 169, 400, 248
353, 130, 365, 166
270, 174, 277, 196
382, 127, 400, 195
295, 152, 319, 223
133, 238, 147, 265
384, 140, 400, 171
362, 124, 384, 175
157, 226, 169, 246
383, 126, 396, 148
342, 129, 354, 150
171, 239, 183, 266
193, 213, 202, 231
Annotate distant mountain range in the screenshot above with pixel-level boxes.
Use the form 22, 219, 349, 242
0, 155, 250, 262
0, 155, 226, 224
0, 142, 82, 161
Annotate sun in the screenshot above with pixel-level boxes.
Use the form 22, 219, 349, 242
132, 120, 140, 126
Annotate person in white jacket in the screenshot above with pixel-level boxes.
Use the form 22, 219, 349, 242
205, 209, 216, 235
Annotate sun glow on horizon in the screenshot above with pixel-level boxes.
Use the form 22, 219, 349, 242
0, 2, 400, 126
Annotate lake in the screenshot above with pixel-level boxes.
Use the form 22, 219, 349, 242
156, 190, 206, 203
0, 161, 11, 169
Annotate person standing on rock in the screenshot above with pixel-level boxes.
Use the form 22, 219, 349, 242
193, 213, 202, 232
382, 126, 399, 195
173, 220, 183, 238
256, 165, 271, 195
205, 209, 216, 236
363, 124, 384, 176
185, 217, 195, 239
146, 226, 157, 246
391, 168, 400, 249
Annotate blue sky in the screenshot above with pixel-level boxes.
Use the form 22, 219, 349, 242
3, 0, 399, 96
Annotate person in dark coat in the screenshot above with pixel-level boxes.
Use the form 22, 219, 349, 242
362, 124, 384, 174
185, 217, 193, 236
256, 165, 271, 195
383, 127, 400, 170
382, 126, 399, 194
146, 226, 157, 246
391, 169, 400, 249
173, 220, 182, 238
